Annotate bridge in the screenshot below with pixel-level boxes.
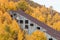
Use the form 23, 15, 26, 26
9, 10, 60, 40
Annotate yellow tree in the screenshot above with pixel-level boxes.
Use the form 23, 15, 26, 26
17, 0, 28, 11
25, 30, 47, 40
53, 21, 60, 31
8, 1, 17, 10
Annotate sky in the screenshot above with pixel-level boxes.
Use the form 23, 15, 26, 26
32, 0, 60, 12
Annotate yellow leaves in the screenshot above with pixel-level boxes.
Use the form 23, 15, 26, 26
39, 16, 45, 22
8, 1, 17, 10
32, 30, 47, 40
0, 9, 24, 40
53, 13, 60, 21
0, 0, 18, 11
0, 23, 6, 35
10, 19, 20, 31
4, 12, 12, 20
25, 34, 35, 40
9, 1, 15, 7
25, 30, 47, 40
0, 0, 60, 40
0, 0, 8, 3
47, 14, 51, 20
53, 21, 60, 31
0, 0, 8, 11
0, 11, 12, 24
40, 6, 47, 12
25, 2, 60, 31
18, 31, 24, 40
32, 30, 45, 37
0, 11, 3, 14
25, 34, 31, 40
0, 11, 3, 17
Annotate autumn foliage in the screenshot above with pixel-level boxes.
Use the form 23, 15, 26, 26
0, 0, 47, 40
0, 10, 24, 40
25, 30, 47, 40
0, 0, 60, 40
22, 0, 60, 31
0, 11, 47, 40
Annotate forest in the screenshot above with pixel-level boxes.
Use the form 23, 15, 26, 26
0, 0, 60, 40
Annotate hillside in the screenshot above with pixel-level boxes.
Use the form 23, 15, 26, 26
0, 11, 47, 40
0, 0, 60, 40
23, 0, 60, 31
0, 0, 47, 40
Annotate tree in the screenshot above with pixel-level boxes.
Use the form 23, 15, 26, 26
8, 1, 17, 10
18, 1, 28, 11
25, 30, 47, 40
